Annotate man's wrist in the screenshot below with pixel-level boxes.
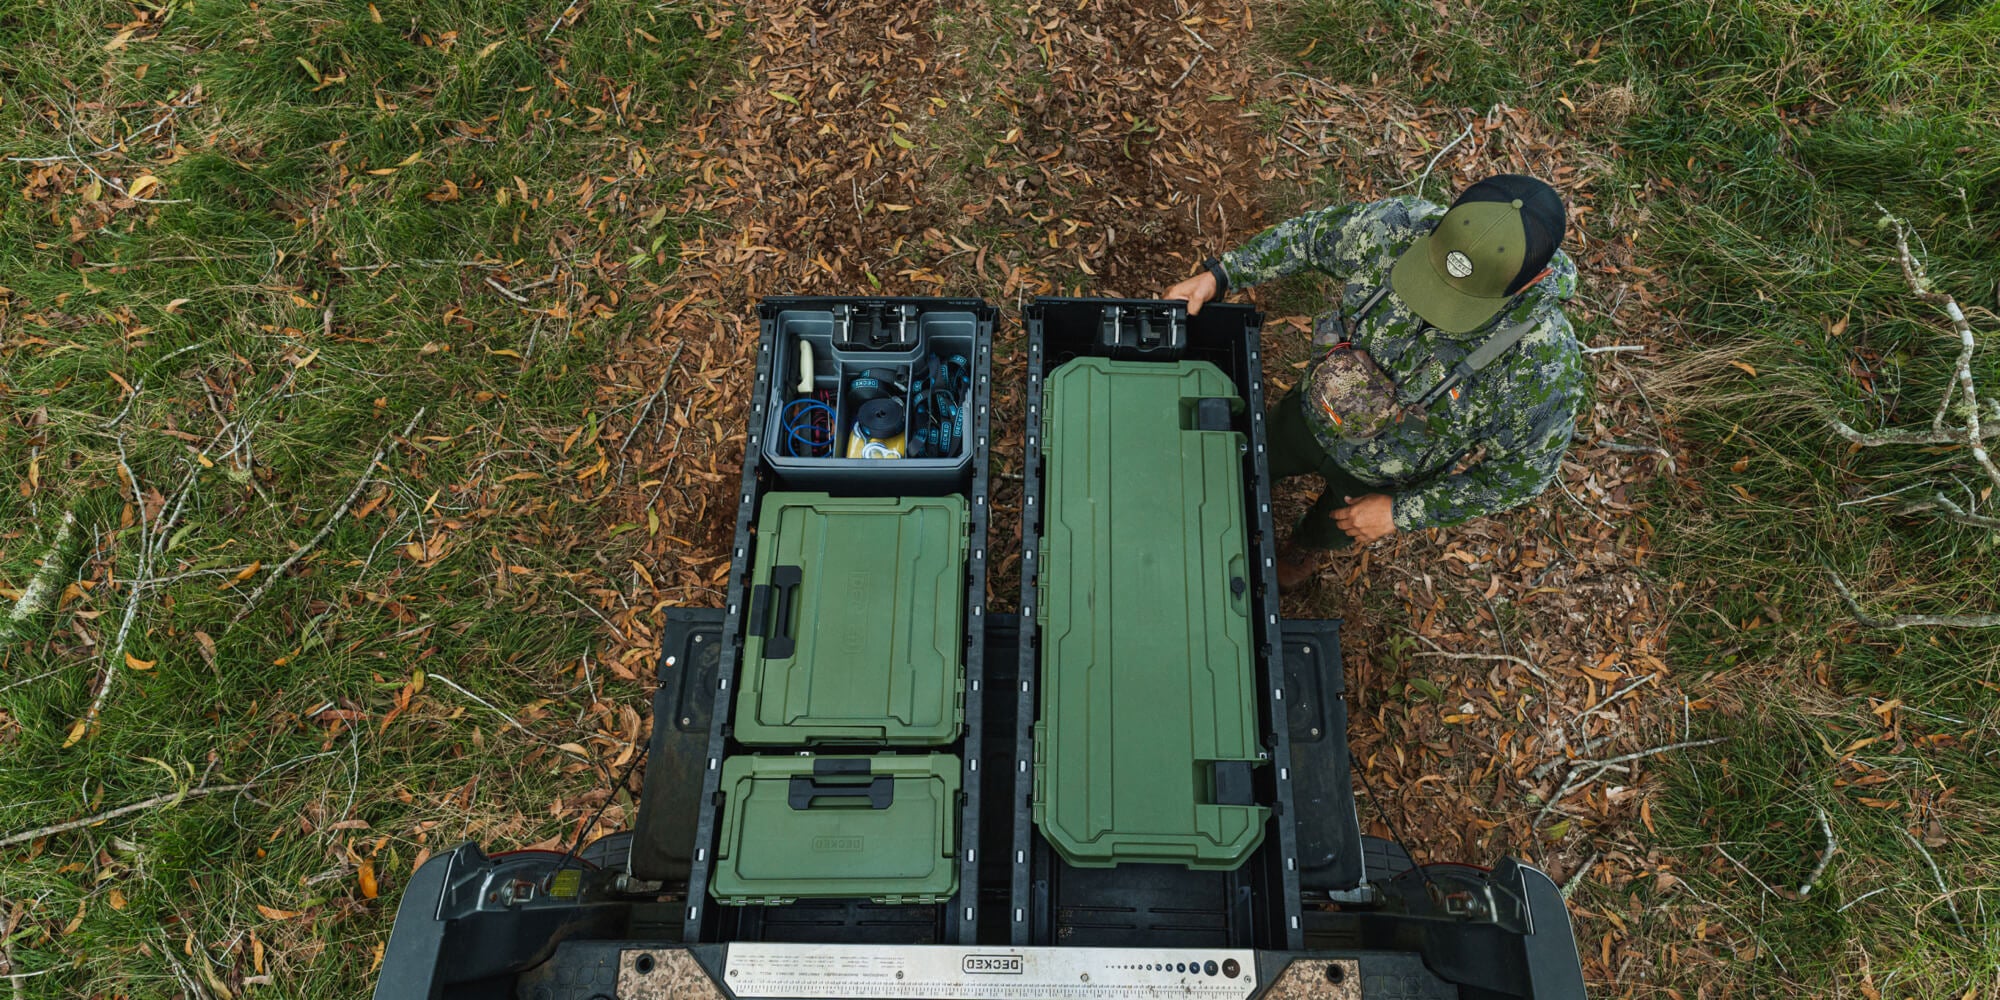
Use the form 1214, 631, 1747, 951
1201, 256, 1231, 296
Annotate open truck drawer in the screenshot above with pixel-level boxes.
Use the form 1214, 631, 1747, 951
1016, 298, 1305, 949
679, 297, 995, 946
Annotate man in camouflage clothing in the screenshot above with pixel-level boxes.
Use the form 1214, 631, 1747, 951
1165, 174, 1581, 589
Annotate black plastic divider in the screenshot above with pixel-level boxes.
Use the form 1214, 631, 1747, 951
1278, 619, 1366, 895
679, 297, 993, 946
976, 615, 1022, 938
1014, 298, 1305, 950
629, 608, 725, 883
1009, 316, 1046, 947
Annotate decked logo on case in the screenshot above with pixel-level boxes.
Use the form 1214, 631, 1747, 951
962, 955, 1024, 975
810, 836, 863, 852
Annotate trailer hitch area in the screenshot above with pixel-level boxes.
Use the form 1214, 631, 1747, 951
1376, 862, 1535, 932
1437, 886, 1486, 920
1422, 872, 1532, 932
491, 878, 538, 907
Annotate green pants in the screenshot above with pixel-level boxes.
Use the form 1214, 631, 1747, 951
1266, 390, 1377, 550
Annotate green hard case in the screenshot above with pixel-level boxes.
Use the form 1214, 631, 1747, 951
737, 493, 967, 745
1033, 358, 1269, 869
709, 754, 961, 905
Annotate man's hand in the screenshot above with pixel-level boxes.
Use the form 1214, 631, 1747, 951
1332, 494, 1396, 545
1163, 270, 1218, 315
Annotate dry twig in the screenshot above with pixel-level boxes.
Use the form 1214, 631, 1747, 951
1885, 217, 1996, 489
1561, 852, 1600, 900
1579, 736, 1728, 771
1390, 121, 1474, 198
72, 440, 151, 743
1537, 737, 1727, 825
1715, 843, 1783, 899
1836, 886, 1893, 913
5, 95, 199, 165
1897, 490, 2000, 530
230, 408, 425, 624
1573, 672, 1657, 725
1409, 632, 1556, 684
1797, 806, 1836, 898
484, 275, 531, 304
1824, 215, 2000, 544
1825, 416, 2000, 448
0, 511, 79, 649
1168, 54, 1204, 90
426, 672, 535, 738
1899, 826, 1963, 925
0, 783, 256, 848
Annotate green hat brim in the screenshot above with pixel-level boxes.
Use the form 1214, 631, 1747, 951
1390, 235, 1513, 335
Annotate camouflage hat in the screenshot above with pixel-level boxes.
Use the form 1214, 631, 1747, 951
1390, 175, 1566, 334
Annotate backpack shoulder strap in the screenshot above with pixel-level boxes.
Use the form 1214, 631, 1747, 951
1339, 283, 1396, 341
1462, 311, 1540, 373
1413, 311, 1541, 409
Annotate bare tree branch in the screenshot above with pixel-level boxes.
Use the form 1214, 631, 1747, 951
1897, 491, 2000, 530
1827, 569, 2000, 630
1885, 213, 2000, 493
1825, 415, 2000, 448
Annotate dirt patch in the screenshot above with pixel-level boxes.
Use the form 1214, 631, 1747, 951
603, 0, 1689, 985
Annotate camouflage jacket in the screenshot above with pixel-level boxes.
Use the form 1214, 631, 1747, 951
1218, 196, 1582, 531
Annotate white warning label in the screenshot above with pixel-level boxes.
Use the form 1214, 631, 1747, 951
724, 944, 1258, 1000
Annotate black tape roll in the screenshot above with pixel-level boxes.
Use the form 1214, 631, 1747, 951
853, 397, 906, 439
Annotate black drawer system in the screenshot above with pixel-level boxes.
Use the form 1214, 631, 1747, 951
376, 297, 1586, 1000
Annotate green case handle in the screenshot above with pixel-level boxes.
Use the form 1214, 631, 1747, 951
748, 564, 803, 659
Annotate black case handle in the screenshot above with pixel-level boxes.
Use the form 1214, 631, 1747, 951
788, 775, 895, 810
750, 565, 803, 659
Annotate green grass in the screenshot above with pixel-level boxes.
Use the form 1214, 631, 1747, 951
1272, 0, 2000, 991
0, 1, 729, 993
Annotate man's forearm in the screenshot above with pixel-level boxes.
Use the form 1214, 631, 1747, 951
1389, 451, 1559, 532
1216, 202, 1362, 290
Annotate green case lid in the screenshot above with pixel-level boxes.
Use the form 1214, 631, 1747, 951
710, 754, 961, 906
1033, 358, 1270, 869
737, 493, 967, 746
